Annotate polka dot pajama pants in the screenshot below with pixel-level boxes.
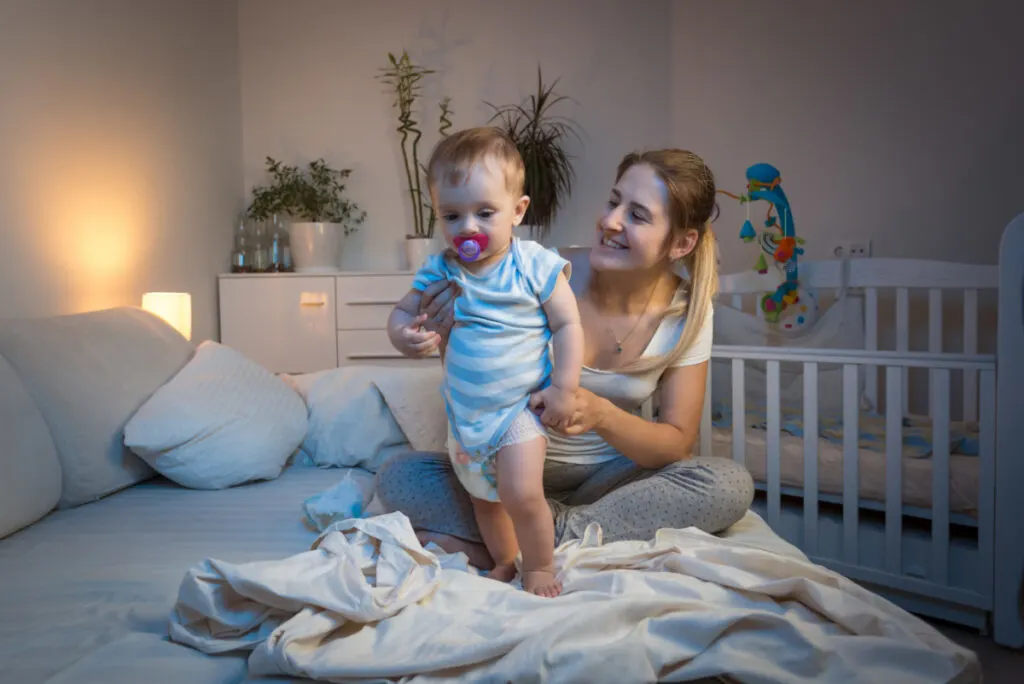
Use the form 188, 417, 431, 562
375, 451, 755, 546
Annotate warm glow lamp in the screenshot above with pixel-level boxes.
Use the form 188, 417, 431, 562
142, 292, 192, 340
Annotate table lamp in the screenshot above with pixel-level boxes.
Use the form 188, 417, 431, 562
142, 292, 192, 340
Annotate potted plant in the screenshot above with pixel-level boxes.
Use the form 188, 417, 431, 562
377, 50, 454, 270
487, 66, 581, 243
247, 157, 366, 273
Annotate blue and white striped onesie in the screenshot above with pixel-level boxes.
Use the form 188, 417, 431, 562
411, 238, 571, 501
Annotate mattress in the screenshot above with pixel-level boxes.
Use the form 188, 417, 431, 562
709, 426, 980, 517
0, 463, 351, 684
0, 461, 798, 684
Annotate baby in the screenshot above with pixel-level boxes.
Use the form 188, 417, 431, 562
387, 127, 583, 597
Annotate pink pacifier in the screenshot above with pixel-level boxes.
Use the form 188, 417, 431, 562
453, 234, 489, 262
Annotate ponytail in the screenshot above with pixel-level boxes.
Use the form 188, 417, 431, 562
619, 225, 718, 374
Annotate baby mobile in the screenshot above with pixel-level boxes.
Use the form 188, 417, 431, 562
718, 163, 816, 331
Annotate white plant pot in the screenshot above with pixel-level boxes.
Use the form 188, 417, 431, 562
289, 222, 344, 273
404, 236, 439, 271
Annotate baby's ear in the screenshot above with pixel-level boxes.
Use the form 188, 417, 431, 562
512, 195, 531, 226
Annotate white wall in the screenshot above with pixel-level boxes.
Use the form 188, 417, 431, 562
671, 0, 1023, 276
0, 0, 242, 341
239, 0, 672, 271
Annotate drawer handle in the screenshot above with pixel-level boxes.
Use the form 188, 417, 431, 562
300, 292, 329, 307
348, 353, 438, 359
348, 299, 401, 306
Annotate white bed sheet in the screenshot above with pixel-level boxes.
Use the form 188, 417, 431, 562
0, 461, 802, 684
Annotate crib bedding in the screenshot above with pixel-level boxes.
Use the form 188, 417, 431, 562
0, 461, 801, 684
709, 425, 980, 516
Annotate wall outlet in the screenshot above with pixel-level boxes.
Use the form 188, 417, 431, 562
832, 240, 872, 259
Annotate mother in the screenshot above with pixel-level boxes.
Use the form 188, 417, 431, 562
376, 148, 755, 569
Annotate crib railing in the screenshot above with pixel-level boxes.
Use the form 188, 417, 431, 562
701, 345, 997, 611
720, 258, 999, 424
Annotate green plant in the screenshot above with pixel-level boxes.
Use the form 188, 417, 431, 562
487, 66, 581, 241
377, 50, 453, 239
246, 157, 366, 235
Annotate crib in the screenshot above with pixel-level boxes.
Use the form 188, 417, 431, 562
696, 213, 1024, 646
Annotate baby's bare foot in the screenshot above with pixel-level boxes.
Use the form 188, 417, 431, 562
487, 562, 517, 583
522, 567, 562, 597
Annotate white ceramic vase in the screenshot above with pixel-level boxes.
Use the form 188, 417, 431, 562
404, 236, 438, 271
289, 222, 344, 273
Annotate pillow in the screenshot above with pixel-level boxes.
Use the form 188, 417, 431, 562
287, 366, 409, 471
285, 364, 447, 471
0, 354, 62, 538
0, 307, 194, 508
124, 341, 307, 489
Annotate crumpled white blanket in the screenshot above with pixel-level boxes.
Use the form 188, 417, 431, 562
169, 512, 979, 683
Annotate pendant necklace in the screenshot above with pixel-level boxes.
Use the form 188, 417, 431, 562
605, 280, 660, 354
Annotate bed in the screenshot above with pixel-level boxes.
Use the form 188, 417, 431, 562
0, 456, 811, 684
691, 212, 1024, 646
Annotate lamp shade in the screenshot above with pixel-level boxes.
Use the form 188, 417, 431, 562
142, 292, 192, 340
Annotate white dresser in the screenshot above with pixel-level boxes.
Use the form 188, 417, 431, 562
218, 272, 440, 374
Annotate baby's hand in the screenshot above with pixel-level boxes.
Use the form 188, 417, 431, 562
395, 314, 441, 358
534, 385, 575, 429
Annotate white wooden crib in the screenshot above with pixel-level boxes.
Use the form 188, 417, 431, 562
698, 213, 1024, 646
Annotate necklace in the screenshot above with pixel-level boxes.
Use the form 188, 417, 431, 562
603, 280, 660, 354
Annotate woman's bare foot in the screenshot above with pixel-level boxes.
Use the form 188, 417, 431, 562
522, 567, 562, 598
415, 531, 494, 570
487, 562, 517, 583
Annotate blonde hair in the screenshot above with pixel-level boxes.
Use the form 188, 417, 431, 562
612, 149, 720, 374
426, 126, 525, 197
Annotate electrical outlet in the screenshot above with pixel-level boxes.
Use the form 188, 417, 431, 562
832, 240, 872, 259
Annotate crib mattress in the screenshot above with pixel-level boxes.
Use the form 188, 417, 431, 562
709, 427, 980, 517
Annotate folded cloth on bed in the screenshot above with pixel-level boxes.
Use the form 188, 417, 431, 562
169, 512, 979, 683
712, 402, 979, 458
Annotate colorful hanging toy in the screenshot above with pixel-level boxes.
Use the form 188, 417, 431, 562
719, 163, 815, 330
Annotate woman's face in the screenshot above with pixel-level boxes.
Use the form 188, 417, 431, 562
590, 163, 679, 273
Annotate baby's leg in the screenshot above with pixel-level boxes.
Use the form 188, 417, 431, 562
496, 437, 561, 597
469, 496, 518, 581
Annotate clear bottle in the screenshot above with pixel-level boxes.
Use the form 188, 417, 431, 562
250, 220, 269, 272
268, 214, 285, 273
230, 216, 251, 273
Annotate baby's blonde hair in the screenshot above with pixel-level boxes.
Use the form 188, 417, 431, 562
426, 126, 525, 197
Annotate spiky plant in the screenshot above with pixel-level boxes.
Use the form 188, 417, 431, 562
487, 66, 580, 242
377, 51, 452, 239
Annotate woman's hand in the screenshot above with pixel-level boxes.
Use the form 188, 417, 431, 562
418, 278, 460, 346
529, 387, 609, 437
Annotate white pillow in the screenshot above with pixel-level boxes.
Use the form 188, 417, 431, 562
287, 366, 409, 471
124, 341, 307, 489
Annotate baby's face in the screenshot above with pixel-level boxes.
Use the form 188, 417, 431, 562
432, 159, 528, 264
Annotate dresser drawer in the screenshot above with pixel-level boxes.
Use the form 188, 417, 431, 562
336, 275, 412, 330
337, 329, 440, 368
219, 276, 337, 374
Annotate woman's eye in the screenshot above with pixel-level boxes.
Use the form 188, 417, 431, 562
631, 210, 647, 222
607, 199, 619, 208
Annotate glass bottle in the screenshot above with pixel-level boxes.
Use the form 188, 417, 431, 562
230, 216, 251, 273
250, 219, 269, 273
268, 214, 285, 273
